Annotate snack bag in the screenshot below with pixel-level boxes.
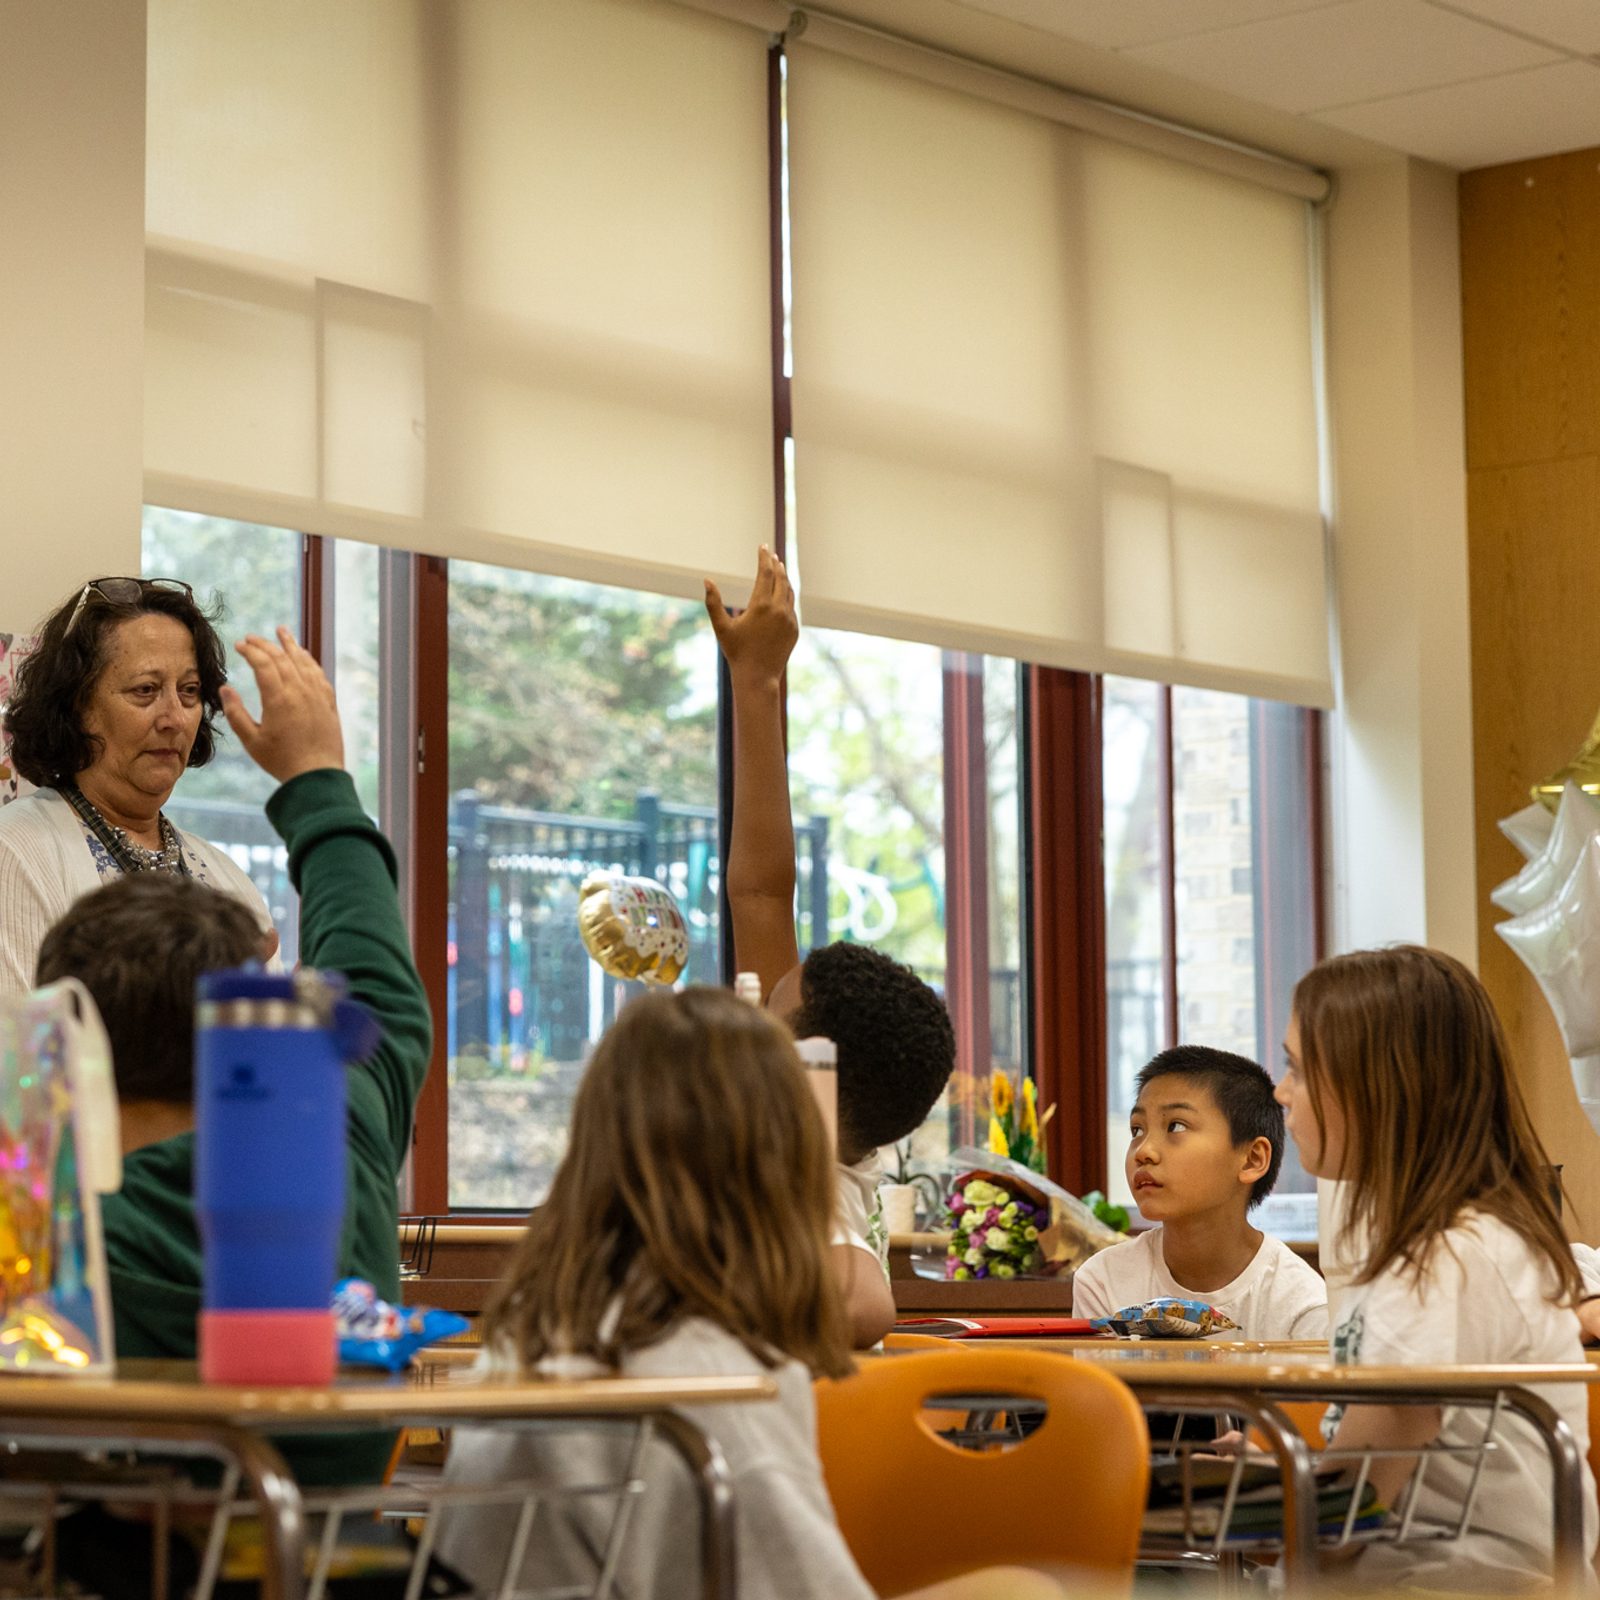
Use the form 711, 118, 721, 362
947, 1146, 1121, 1277
1091, 1296, 1240, 1339
577, 871, 689, 985
333, 1278, 468, 1371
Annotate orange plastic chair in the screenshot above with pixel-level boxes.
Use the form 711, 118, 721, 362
1586, 1382, 1600, 1505
815, 1346, 1149, 1596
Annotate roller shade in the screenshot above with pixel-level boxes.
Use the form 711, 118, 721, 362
785, 43, 1330, 706
145, 0, 775, 602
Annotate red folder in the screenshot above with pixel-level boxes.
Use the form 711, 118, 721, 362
893, 1315, 1099, 1338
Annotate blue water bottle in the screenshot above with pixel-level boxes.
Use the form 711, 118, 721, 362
195, 968, 377, 1385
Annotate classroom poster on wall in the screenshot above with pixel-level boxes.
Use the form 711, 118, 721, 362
0, 633, 37, 807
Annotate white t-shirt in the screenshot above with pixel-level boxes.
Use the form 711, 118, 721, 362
436, 1319, 874, 1600
833, 1156, 888, 1278
1572, 1240, 1600, 1297
1329, 1210, 1598, 1589
1071, 1226, 1329, 1341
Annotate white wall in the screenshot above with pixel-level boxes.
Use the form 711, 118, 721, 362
1318, 156, 1477, 1298
1325, 157, 1477, 965
0, 0, 146, 634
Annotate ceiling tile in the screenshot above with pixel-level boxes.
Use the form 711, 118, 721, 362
1124, 0, 1560, 114
950, 0, 1345, 51
1428, 0, 1600, 55
1316, 58, 1600, 167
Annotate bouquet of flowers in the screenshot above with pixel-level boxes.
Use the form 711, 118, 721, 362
940, 1148, 1124, 1282
943, 1175, 1047, 1281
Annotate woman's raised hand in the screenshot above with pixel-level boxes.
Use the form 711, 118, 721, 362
220, 627, 345, 784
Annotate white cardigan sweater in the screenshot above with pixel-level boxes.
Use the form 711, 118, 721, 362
0, 787, 272, 1000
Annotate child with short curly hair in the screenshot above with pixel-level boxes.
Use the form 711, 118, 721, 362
705, 548, 956, 1347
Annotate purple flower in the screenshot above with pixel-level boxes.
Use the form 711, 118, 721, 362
950, 1195, 967, 1215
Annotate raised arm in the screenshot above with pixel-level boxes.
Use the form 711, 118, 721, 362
221, 629, 431, 1168
705, 546, 802, 1000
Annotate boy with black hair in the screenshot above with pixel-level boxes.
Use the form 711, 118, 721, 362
36, 627, 430, 1486
705, 548, 956, 1347
1072, 1045, 1327, 1339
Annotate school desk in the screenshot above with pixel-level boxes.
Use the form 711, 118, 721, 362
0, 1359, 776, 1600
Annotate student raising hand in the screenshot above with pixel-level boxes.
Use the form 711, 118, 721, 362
220, 627, 345, 784
704, 543, 798, 692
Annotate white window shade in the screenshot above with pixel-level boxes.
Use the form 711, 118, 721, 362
786, 44, 1330, 707
145, 0, 775, 603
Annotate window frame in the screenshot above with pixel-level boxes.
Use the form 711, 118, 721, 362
156, 25, 1325, 1216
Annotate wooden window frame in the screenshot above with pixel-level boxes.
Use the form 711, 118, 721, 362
1024, 667, 1107, 1194
396, 32, 1327, 1214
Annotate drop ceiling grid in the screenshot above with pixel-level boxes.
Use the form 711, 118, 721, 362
947, 0, 1600, 167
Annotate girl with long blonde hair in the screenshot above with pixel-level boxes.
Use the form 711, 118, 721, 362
1277, 945, 1595, 1585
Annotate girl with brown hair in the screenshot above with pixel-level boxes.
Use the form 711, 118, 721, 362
1277, 944, 1596, 1585
436, 984, 869, 1599
437, 987, 1066, 1600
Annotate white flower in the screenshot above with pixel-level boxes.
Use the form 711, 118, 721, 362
963, 1247, 982, 1267
984, 1226, 1010, 1252
960, 1211, 983, 1234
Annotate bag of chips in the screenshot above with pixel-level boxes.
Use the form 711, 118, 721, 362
1091, 1297, 1240, 1339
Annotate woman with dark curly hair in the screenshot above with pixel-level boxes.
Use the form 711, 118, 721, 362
0, 577, 273, 997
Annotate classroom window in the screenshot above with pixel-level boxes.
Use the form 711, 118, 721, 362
1103, 676, 1322, 1229
787, 627, 1027, 1170
141, 507, 305, 963
445, 562, 720, 1210
1102, 676, 1168, 1186
329, 539, 384, 821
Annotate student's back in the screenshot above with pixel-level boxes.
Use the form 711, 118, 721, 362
437, 986, 871, 1600
442, 1318, 870, 1600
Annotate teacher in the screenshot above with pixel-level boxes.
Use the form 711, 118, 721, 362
0, 576, 274, 997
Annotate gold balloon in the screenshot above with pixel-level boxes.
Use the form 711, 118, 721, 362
577, 871, 689, 986
1533, 706, 1600, 810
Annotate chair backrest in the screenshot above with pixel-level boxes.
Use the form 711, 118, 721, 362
815, 1347, 1148, 1596
1586, 1381, 1600, 1509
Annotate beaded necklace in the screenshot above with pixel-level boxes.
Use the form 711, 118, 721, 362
59, 782, 190, 878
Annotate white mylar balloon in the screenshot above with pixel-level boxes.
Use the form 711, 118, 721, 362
1497, 833, 1600, 1063
1573, 1053, 1600, 1139
1490, 782, 1600, 917
1499, 801, 1557, 864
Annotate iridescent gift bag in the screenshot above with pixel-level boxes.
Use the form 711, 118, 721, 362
0, 981, 120, 1373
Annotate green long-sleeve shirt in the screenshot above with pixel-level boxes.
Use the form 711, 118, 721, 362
100, 768, 432, 1485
